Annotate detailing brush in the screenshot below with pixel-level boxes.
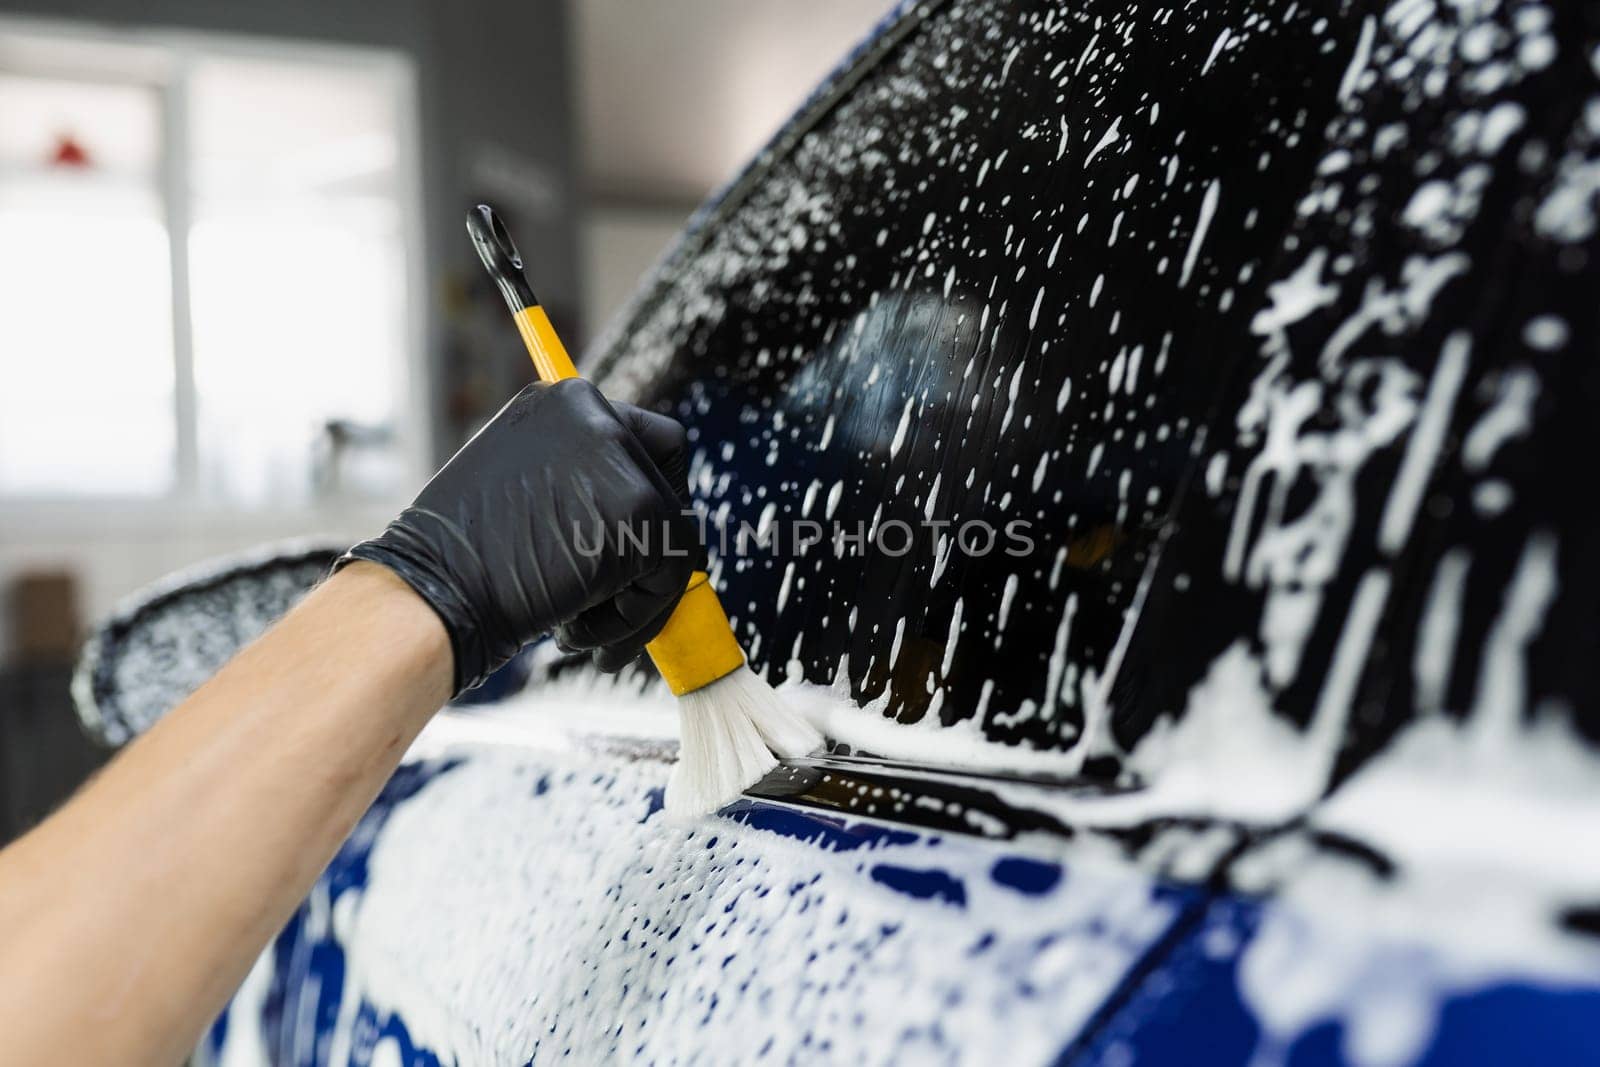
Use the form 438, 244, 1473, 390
466, 204, 823, 816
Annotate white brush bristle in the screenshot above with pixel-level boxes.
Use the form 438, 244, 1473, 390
664, 664, 825, 817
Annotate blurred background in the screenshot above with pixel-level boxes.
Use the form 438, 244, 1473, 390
0, 0, 891, 840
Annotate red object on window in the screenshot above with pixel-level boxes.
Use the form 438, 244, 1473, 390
50, 134, 92, 168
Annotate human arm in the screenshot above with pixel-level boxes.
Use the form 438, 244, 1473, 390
0, 561, 449, 1066
0, 379, 698, 1065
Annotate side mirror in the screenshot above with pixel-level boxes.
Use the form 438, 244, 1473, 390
71, 542, 342, 747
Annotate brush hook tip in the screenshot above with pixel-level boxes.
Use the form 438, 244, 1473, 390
466, 204, 538, 311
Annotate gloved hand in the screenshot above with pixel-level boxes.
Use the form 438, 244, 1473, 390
340, 378, 702, 694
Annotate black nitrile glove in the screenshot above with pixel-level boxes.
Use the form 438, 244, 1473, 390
340, 378, 701, 694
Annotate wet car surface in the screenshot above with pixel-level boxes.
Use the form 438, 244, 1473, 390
84, 0, 1599, 1061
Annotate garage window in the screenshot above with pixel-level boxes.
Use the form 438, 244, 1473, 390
0, 24, 424, 505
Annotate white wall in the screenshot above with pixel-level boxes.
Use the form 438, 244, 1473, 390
572, 1, 893, 348
575, 0, 893, 202
581, 207, 690, 339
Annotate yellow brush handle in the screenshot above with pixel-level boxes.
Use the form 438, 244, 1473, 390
512, 306, 582, 382
509, 306, 745, 695
644, 573, 746, 695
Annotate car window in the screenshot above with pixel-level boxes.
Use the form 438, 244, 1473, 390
593, 0, 1356, 763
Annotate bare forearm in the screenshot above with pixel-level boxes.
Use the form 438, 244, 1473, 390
0, 378, 696, 1065
0, 562, 451, 1066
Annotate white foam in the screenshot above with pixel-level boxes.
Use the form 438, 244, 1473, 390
1378, 333, 1470, 554
888, 396, 915, 458
1178, 178, 1220, 288
328, 730, 1177, 1064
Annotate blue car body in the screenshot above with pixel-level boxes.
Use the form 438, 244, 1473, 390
197, 719, 1600, 1065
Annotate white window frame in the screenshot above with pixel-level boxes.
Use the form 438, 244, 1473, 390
0, 15, 430, 532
